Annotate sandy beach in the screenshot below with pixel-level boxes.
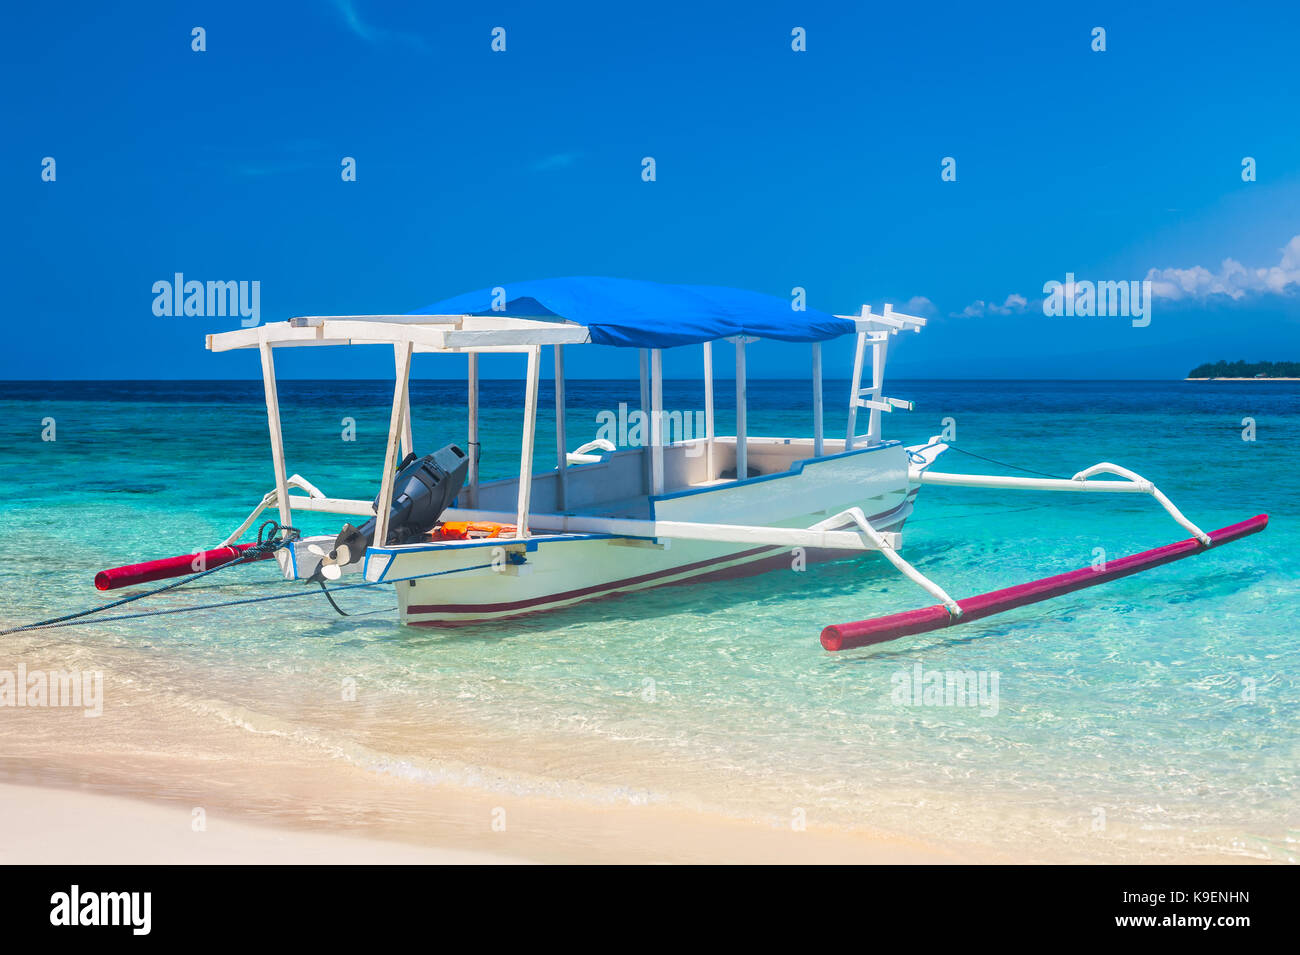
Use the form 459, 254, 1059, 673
0, 777, 962, 865
1, 633, 1277, 865
0, 632, 981, 864
0, 783, 525, 865
0, 632, 968, 865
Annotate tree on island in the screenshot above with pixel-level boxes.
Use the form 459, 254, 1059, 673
1187, 360, 1300, 378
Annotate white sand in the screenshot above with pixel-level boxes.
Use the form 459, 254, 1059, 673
4, 634, 1256, 864
0, 783, 525, 865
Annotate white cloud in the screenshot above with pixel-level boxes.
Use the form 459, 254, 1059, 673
950, 293, 1028, 318
947, 235, 1300, 318
899, 295, 937, 317
1146, 235, 1300, 301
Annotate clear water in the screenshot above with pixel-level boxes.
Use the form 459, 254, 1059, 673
1, 379, 1296, 859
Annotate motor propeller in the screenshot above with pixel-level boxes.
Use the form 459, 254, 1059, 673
305, 541, 345, 581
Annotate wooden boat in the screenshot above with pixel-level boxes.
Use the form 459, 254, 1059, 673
92, 277, 1267, 647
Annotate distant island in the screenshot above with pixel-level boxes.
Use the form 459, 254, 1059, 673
1186, 360, 1300, 380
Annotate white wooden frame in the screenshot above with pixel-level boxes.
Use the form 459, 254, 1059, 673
516, 346, 542, 536
638, 348, 652, 493
208, 315, 591, 354
702, 341, 715, 478
842, 303, 925, 450
917, 462, 1211, 545
554, 345, 568, 511
811, 341, 824, 457
218, 299, 930, 567
650, 348, 665, 495
257, 335, 292, 529
867, 332, 889, 446
394, 343, 413, 458
443, 504, 903, 552
373, 340, 413, 547
734, 338, 748, 480
467, 352, 479, 507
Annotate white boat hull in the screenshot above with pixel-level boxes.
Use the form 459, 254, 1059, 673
362, 442, 917, 625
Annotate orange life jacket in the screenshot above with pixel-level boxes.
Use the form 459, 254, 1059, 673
431, 521, 517, 541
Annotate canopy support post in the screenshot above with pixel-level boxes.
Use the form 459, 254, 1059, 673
374, 339, 413, 548
516, 345, 541, 537
257, 337, 292, 530
639, 348, 651, 493
650, 348, 664, 495
466, 352, 479, 508
554, 344, 568, 511
394, 343, 413, 459
811, 341, 824, 457
703, 341, 715, 479
867, 325, 889, 447
735, 339, 748, 481
845, 328, 867, 451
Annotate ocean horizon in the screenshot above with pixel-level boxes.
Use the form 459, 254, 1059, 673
1, 375, 1286, 383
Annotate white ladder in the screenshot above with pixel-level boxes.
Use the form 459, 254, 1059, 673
845, 305, 914, 450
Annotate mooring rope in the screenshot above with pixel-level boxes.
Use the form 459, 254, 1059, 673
947, 446, 1067, 480
0, 521, 299, 636
898, 443, 1078, 526
3, 549, 503, 634
313, 559, 499, 617
910, 444, 1068, 481
5, 580, 391, 632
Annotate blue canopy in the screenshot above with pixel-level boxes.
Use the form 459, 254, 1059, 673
411, 276, 856, 349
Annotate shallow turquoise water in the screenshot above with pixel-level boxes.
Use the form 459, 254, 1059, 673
2, 379, 1296, 857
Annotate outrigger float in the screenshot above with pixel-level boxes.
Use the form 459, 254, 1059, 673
93, 277, 1267, 649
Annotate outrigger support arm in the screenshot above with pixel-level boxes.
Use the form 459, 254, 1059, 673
821, 455, 1263, 651
822, 514, 1268, 652
435, 505, 906, 553
917, 461, 1212, 546
1069, 463, 1211, 546
219, 474, 327, 547
812, 508, 960, 615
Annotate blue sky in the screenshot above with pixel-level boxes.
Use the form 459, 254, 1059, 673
6, 0, 1298, 379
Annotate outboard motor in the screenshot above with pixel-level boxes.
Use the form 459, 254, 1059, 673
314, 443, 469, 578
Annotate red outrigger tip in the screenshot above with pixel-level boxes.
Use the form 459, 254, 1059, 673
94, 543, 274, 591
821, 514, 1270, 652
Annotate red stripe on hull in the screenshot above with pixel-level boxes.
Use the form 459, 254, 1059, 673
404, 544, 884, 627
407, 545, 775, 618
405, 545, 852, 628
403, 507, 911, 626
